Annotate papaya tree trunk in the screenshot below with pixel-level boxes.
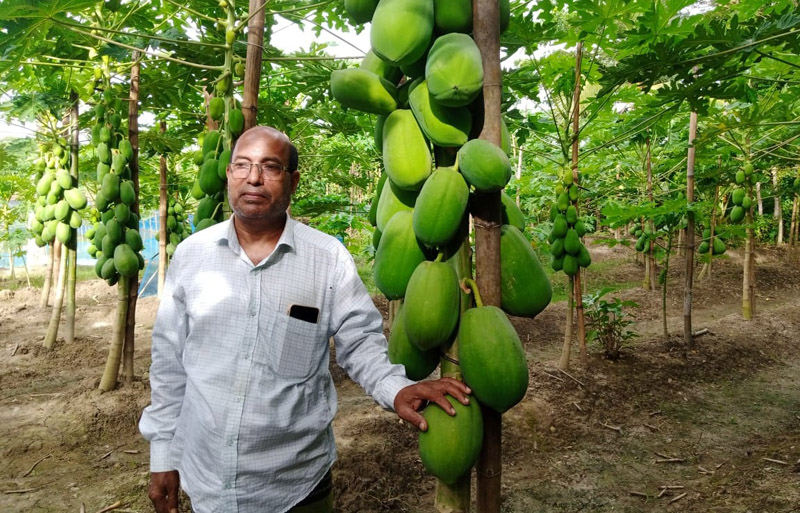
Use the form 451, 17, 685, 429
158, 121, 168, 296
243, 0, 266, 131
473, 0, 503, 509
684, 111, 697, 348
65, 90, 79, 344
43, 246, 67, 349
40, 241, 55, 308
122, 53, 141, 386
646, 136, 657, 290
743, 139, 756, 320
662, 230, 674, 339
559, 276, 575, 370
773, 169, 783, 245
436, 234, 472, 513
22, 254, 31, 288
790, 193, 798, 253
99, 276, 130, 392
570, 41, 587, 365
756, 181, 763, 215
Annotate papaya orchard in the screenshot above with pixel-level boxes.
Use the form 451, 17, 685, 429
1, 0, 800, 511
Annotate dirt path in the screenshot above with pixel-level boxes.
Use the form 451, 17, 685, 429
1, 244, 798, 512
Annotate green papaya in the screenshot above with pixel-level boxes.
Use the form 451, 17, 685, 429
735, 170, 745, 184
425, 33, 483, 107
101, 208, 115, 225
568, 184, 579, 202
64, 188, 87, 210
403, 261, 460, 350
192, 218, 215, 233
97, 163, 111, 182
712, 237, 726, 255
501, 191, 525, 232
562, 167, 573, 187
101, 234, 115, 257
368, 173, 387, 227
500, 225, 552, 318
500, 118, 512, 156
556, 192, 569, 213
209, 97, 225, 121
698, 241, 710, 254
199, 159, 224, 196
49, 180, 62, 197
635, 235, 646, 252
68, 210, 82, 229
730, 205, 745, 223
374, 211, 427, 300
408, 79, 471, 147
196, 196, 221, 224
458, 304, 528, 413
371, 0, 433, 66
456, 139, 512, 192
702, 228, 711, 240
96, 142, 111, 164
56, 170, 73, 190
551, 254, 564, 271
112, 152, 127, 174
115, 203, 130, 224
169, 232, 181, 247
372, 227, 382, 250
345, 0, 379, 24
550, 237, 565, 257
412, 166, 469, 247
566, 205, 578, 225
54, 200, 71, 222
124, 229, 143, 252
93, 224, 107, 247
564, 228, 581, 256
330, 68, 399, 116
433, 0, 472, 33
399, 51, 429, 80
202, 130, 221, 157
552, 214, 568, 238
575, 220, 587, 237
87, 244, 97, 257
360, 50, 403, 84
36, 172, 53, 196
383, 109, 432, 190
577, 243, 592, 268
99, 125, 111, 143
217, 149, 232, 181
41, 220, 56, 243
562, 254, 579, 276
101, 257, 117, 280
101, 172, 120, 202
418, 395, 483, 485
109, 113, 122, 130
741, 195, 752, 210
56, 222, 72, 244
119, 180, 136, 206
376, 178, 418, 232
732, 188, 745, 206
119, 139, 133, 161
113, 243, 139, 278
229, 110, 244, 136
91, 123, 102, 145
190, 179, 205, 200
388, 303, 439, 380
500, 0, 510, 32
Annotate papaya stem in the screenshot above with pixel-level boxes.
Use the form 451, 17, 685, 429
435, 251, 445, 263
462, 278, 484, 308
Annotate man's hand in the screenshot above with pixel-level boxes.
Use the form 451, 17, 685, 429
148, 470, 180, 513
394, 377, 471, 431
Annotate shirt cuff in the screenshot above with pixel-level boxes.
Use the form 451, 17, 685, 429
149, 440, 175, 473
376, 374, 415, 411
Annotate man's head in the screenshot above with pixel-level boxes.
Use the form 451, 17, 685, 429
226, 126, 300, 223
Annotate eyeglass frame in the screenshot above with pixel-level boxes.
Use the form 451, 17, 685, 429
227, 160, 293, 180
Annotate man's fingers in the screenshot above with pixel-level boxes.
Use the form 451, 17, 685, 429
397, 404, 428, 431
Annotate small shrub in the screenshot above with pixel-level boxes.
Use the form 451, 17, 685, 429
583, 287, 638, 360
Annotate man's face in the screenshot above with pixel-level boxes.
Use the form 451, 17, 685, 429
226, 129, 300, 222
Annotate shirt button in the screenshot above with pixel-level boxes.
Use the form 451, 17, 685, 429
234, 396, 241, 403
227, 439, 234, 446
249, 309, 256, 316
243, 353, 250, 360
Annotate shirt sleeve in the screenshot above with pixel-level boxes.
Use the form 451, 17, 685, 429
138, 248, 189, 472
329, 246, 414, 410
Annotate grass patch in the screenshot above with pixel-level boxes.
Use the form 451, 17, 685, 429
0, 265, 108, 291
546, 258, 639, 303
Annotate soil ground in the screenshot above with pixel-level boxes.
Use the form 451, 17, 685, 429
1, 239, 799, 513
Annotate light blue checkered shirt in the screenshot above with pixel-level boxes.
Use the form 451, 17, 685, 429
139, 217, 413, 513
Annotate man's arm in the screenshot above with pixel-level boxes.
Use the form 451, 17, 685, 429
329, 248, 470, 426
139, 252, 189, 510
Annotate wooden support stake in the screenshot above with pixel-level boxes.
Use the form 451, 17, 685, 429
601, 422, 622, 434
669, 492, 687, 504
95, 501, 123, 513
558, 368, 585, 387
20, 454, 51, 477
629, 491, 648, 498
762, 457, 789, 465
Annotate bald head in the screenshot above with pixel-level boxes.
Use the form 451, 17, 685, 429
234, 126, 298, 172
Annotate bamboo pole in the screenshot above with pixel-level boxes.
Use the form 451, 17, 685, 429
99, 276, 130, 392
773, 169, 783, 244
122, 52, 141, 386
662, 230, 674, 339
684, 111, 698, 348
65, 91, 79, 344
158, 121, 168, 296
243, 0, 266, 131
472, 0, 503, 510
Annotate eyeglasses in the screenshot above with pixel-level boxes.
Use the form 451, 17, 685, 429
228, 161, 289, 180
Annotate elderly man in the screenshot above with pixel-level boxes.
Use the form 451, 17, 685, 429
140, 126, 470, 513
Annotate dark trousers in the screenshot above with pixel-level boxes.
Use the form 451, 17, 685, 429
288, 470, 333, 513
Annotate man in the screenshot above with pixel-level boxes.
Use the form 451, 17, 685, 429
139, 126, 470, 513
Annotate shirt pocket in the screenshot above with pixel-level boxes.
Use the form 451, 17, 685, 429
259, 312, 326, 379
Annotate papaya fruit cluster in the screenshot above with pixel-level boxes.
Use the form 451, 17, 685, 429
729, 161, 755, 223
160, 197, 191, 257
548, 168, 591, 276
189, 71, 245, 233
31, 142, 86, 248
334, 0, 550, 486
697, 228, 726, 256
87, 89, 144, 285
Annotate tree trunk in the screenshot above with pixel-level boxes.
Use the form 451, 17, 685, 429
22, 255, 31, 288
473, 0, 503, 510
122, 53, 141, 386
570, 41, 587, 365
684, 111, 697, 348
158, 121, 168, 297
43, 247, 67, 349
742, 141, 756, 320
756, 181, 763, 215
559, 276, 575, 370
646, 137, 657, 290
662, 230, 674, 339
773, 169, 783, 245
99, 276, 130, 392
790, 194, 798, 254
40, 242, 56, 308
435, 234, 472, 513
243, 0, 267, 131
8, 247, 15, 280
65, 90, 79, 345
677, 228, 684, 257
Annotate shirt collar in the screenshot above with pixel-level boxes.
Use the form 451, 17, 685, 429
215, 215, 297, 258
